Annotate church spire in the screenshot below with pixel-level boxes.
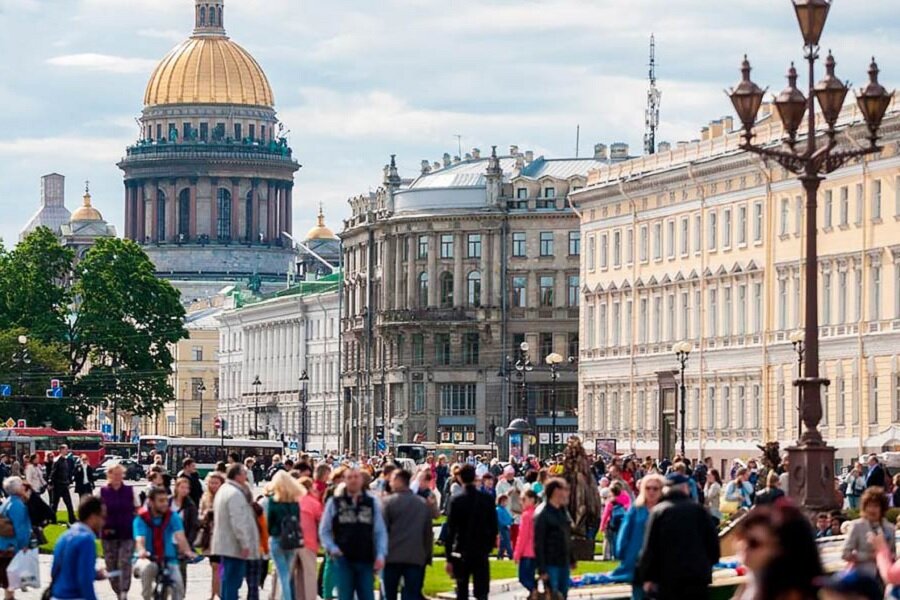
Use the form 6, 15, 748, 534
194, 0, 226, 37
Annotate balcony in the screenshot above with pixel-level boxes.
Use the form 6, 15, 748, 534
120, 138, 298, 166
380, 307, 475, 324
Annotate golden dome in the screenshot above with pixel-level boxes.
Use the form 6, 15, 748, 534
144, 1, 274, 109
71, 184, 103, 222
305, 205, 337, 240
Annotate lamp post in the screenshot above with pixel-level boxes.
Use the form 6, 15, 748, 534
497, 356, 513, 455
514, 342, 534, 427
790, 330, 805, 443
299, 370, 309, 451
196, 382, 206, 437
545, 352, 564, 458
728, 0, 892, 508
252, 375, 262, 439
14, 335, 30, 422
672, 342, 692, 459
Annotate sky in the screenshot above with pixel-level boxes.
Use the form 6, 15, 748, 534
0, 0, 897, 246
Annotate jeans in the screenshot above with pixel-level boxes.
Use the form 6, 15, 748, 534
545, 565, 570, 599
382, 562, 425, 600
136, 559, 184, 600
269, 539, 296, 600
453, 556, 490, 600
498, 527, 513, 559
334, 557, 375, 600
221, 557, 247, 600
518, 557, 536, 592
847, 495, 860, 509
101, 539, 134, 597
245, 558, 263, 600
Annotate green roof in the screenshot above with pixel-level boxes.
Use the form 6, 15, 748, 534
234, 270, 342, 309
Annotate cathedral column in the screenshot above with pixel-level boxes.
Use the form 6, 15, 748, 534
394, 235, 403, 310
266, 181, 275, 242
209, 178, 218, 239
231, 178, 241, 241
453, 232, 464, 307
251, 180, 260, 242
285, 183, 293, 237
189, 178, 198, 239
427, 235, 438, 307
148, 182, 158, 242
135, 183, 145, 242
407, 236, 417, 307
167, 179, 177, 242
124, 182, 132, 239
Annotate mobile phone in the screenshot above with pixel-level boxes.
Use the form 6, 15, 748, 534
106, 570, 122, 579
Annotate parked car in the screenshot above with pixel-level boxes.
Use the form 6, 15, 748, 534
95, 456, 143, 481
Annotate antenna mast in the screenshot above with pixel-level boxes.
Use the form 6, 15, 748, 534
644, 34, 661, 155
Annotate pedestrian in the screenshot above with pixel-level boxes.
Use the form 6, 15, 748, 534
99, 464, 138, 600
23, 455, 44, 499
197, 472, 224, 600
21, 482, 53, 547
266, 455, 285, 481
704, 469, 723, 523
211, 464, 261, 600
814, 512, 832, 539
49, 443, 76, 524
495, 465, 523, 547
444, 463, 498, 600
754, 472, 785, 506
637, 473, 720, 600
435, 456, 449, 496
602, 473, 665, 599
599, 481, 631, 560
381, 468, 433, 600
244, 458, 256, 488
49, 496, 105, 600
732, 503, 822, 600
496, 494, 514, 559
844, 464, 865, 509
842, 486, 894, 577
723, 467, 753, 513
73, 454, 95, 500
320, 466, 347, 600
319, 467, 388, 600
134, 486, 195, 600
293, 477, 323, 600
513, 489, 539, 593
865, 454, 886, 489
176, 458, 204, 507
266, 471, 303, 600
0, 477, 31, 599
534, 478, 575, 599
171, 477, 200, 594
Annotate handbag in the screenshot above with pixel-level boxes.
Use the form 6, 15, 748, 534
0, 500, 15, 538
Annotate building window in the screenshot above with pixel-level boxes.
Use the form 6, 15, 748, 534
467, 234, 481, 258
681, 291, 690, 340
625, 300, 633, 344
233, 123, 242, 141
440, 383, 476, 415
511, 276, 527, 308
440, 234, 454, 259
539, 275, 554, 307
463, 333, 479, 365
839, 186, 849, 226
822, 272, 832, 325
417, 272, 429, 307
639, 225, 649, 262
707, 387, 716, 429
736, 386, 745, 429
871, 264, 881, 321
435, 334, 451, 365
652, 296, 662, 342
896, 176, 900, 217
216, 188, 232, 240
778, 383, 786, 428
417, 235, 428, 259
709, 288, 718, 336
836, 377, 845, 425
567, 275, 579, 307
567, 332, 579, 358
680, 217, 690, 256
412, 382, 425, 412
612, 230, 621, 266
612, 302, 621, 346
540, 232, 554, 257
178, 189, 191, 238
439, 272, 454, 308
737, 205, 747, 245
737, 285, 746, 335
839, 271, 848, 323
639, 298, 648, 343
694, 213, 702, 253
855, 183, 864, 225
795, 195, 803, 235
191, 346, 203, 361
586, 303, 595, 348
512, 232, 526, 258
824, 190, 833, 228
753, 282, 762, 333
467, 271, 481, 306
156, 189, 167, 242
599, 304, 608, 346
666, 294, 675, 341
412, 334, 424, 366
666, 220, 675, 258
753, 201, 763, 242
854, 266, 863, 321
539, 332, 553, 360
722, 386, 731, 429
653, 222, 662, 260
587, 235, 595, 270
708, 211, 717, 250
722, 208, 732, 248
870, 376, 879, 424
780, 198, 789, 236
778, 279, 787, 330
248, 124, 255, 141
872, 179, 882, 220
625, 228, 634, 264
599, 233, 608, 267
568, 231, 581, 256
693, 290, 701, 339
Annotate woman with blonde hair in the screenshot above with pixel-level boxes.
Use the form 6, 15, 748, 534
198, 472, 225, 600
266, 470, 304, 600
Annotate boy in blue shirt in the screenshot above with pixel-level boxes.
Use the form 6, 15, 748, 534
134, 487, 195, 600
496, 494, 514, 559
50, 496, 106, 600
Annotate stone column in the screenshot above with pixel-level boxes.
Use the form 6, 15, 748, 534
407, 236, 417, 307
136, 183, 145, 242
427, 235, 438, 307
492, 230, 502, 306
167, 179, 177, 242
266, 181, 275, 242
251, 180, 259, 241
394, 236, 403, 311
231, 178, 241, 241
124, 182, 132, 239
285, 183, 293, 237
453, 232, 464, 307
189, 178, 198, 239
149, 183, 158, 242
481, 231, 492, 305
210, 178, 219, 240
382, 236, 394, 311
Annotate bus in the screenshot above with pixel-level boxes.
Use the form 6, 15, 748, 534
0, 428, 106, 466
396, 442, 496, 464
137, 436, 283, 476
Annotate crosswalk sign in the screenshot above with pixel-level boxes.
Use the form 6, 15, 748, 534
0, 385, 10, 397
288, 441, 298, 451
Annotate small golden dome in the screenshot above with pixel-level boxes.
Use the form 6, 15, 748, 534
305, 205, 337, 240
71, 183, 103, 222
144, 20, 274, 108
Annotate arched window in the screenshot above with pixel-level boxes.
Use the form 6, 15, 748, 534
439, 272, 454, 308
156, 189, 166, 242
245, 190, 254, 241
467, 271, 481, 306
417, 272, 429, 308
216, 6, 222, 26
178, 188, 190, 239
199, 6, 206, 25
216, 188, 232, 240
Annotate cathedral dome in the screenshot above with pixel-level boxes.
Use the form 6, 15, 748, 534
305, 205, 338, 241
143, 1, 274, 108
70, 185, 103, 222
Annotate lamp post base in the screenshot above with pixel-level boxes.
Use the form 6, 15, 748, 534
786, 444, 838, 510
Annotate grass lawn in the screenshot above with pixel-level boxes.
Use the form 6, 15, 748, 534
422, 559, 617, 597
38, 512, 102, 554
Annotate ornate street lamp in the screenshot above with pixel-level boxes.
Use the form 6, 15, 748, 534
298, 370, 309, 451
789, 330, 805, 443
514, 342, 534, 426
672, 342, 691, 458
196, 381, 206, 437
252, 375, 262, 439
546, 352, 564, 458
727, 0, 893, 509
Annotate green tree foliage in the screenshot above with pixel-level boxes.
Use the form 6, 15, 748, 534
0, 329, 74, 428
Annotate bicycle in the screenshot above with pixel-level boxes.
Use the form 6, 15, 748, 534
139, 554, 201, 600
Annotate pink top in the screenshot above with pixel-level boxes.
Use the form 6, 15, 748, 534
876, 542, 900, 585
600, 491, 632, 532
299, 494, 323, 554
513, 505, 536, 561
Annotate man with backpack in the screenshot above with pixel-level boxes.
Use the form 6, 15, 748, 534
266, 455, 286, 482
133, 486, 196, 600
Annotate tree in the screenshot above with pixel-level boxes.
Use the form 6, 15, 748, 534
0, 329, 73, 428
68, 238, 187, 419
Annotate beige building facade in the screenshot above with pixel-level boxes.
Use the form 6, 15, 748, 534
572, 103, 900, 471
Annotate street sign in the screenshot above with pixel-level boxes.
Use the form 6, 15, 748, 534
0, 385, 10, 397
45, 388, 63, 399
16, 420, 25, 428
50, 379, 60, 389
288, 441, 298, 451
4, 419, 14, 428
214, 416, 222, 430
101, 424, 112, 434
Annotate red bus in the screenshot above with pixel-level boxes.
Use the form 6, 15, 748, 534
0, 428, 106, 467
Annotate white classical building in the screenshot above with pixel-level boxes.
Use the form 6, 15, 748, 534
217, 273, 342, 452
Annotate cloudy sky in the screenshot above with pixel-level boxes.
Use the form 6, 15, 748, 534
0, 0, 897, 245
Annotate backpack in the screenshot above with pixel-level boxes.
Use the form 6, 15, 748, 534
608, 502, 626, 533
278, 513, 303, 551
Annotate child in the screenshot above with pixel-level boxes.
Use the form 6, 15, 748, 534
514, 489, 539, 591
496, 494, 514, 559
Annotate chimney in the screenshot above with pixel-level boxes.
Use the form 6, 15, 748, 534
610, 142, 629, 161
525, 150, 534, 163
509, 144, 519, 156
442, 153, 451, 167
421, 160, 432, 174
676, 140, 689, 148
433, 161, 441, 170
657, 141, 671, 153
700, 127, 710, 141
709, 119, 724, 138
453, 156, 461, 164
593, 143, 608, 160
472, 147, 481, 159
464, 152, 472, 160
515, 154, 525, 169
722, 116, 734, 132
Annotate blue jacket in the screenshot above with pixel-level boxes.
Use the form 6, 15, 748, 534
608, 505, 650, 583
496, 505, 513, 529
0, 496, 31, 552
50, 522, 98, 600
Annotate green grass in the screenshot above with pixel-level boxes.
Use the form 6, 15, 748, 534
422, 559, 617, 597
38, 512, 102, 554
